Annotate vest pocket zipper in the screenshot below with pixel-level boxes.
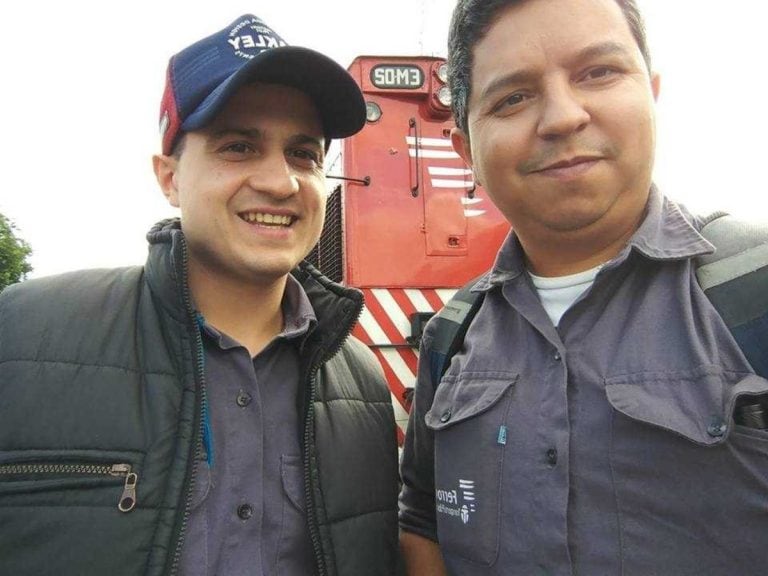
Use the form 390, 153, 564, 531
0, 462, 138, 512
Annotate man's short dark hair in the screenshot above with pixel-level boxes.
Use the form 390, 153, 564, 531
171, 134, 186, 159
447, 0, 652, 133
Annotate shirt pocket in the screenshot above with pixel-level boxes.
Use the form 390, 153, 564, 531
280, 454, 305, 512
178, 458, 212, 576
189, 458, 212, 511
272, 454, 314, 574
605, 367, 768, 574
425, 371, 517, 567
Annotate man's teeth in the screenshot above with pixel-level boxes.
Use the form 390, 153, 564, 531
240, 212, 293, 226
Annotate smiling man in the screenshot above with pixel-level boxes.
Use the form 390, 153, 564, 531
399, 1, 768, 575
0, 15, 399, 576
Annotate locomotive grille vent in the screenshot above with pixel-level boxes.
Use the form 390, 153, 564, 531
305, 186, 344, 283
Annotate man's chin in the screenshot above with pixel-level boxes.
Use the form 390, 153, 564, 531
238, 261, 298, 285
192, 256, 297, 289
525, 205, 609, 234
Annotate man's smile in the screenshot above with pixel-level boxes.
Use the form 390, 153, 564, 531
237, 210, 295, 227
530, 156, 603, 180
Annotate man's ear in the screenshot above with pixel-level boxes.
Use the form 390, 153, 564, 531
651, 72, 661, 102
153, 154, 180, 207
450, 127, 481, 187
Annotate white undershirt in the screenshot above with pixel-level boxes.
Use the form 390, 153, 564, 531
528, 264, 603, 327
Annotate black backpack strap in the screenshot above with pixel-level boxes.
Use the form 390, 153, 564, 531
427, 276, 487, 383
696, 214, 768, 378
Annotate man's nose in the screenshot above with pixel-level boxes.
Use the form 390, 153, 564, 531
249, 152, 300, 198
536, 83, 590, 140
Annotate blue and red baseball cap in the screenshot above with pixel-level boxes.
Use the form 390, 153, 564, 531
159, 14, 365, 155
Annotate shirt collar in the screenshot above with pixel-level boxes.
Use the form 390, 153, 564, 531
625, 185, 714, 262
280, 273, 317, 340
474, 185, 715, 293
200, 274, 317, 350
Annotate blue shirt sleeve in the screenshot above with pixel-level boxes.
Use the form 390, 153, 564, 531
398, 329, 440, 542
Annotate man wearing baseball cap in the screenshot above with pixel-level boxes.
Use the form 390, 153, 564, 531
0, 15, 399, 576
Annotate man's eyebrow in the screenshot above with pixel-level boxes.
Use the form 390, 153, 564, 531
477, 41, 633, 103
206, 128, 323, 151
569, 41, 632, 65
478, 69, 538, 104
207, 127, 262, 140
288, 133, 325, 151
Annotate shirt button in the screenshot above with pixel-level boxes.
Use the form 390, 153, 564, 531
440, 409, 452, 423
553, 351, 562, 361
236, 391, 252, 407
546, 448, 558, 466
707, 418, 727, 438
237, 503, 253, 520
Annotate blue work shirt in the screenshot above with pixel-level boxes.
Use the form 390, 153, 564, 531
399, 189, 768, 575
179, 275, 316, 576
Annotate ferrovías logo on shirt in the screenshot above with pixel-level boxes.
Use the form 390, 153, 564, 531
436, 479, 477, 525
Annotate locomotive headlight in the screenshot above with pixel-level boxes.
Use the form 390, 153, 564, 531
437, 86, 452, 107
437, 63, 449, 83
366, 101, 382, 123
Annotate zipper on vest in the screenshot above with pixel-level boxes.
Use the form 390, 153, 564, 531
168, 237, 208, 576
0, 462, 138, 512
302, 297, 365, 576
303, 365, 327, 576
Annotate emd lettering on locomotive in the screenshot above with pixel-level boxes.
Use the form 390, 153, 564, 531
370, 65, 424, 89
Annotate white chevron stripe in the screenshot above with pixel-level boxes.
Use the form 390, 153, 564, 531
435, 289, 459, 305
431, 178, 474, 188
428, 167, 472, 176
391, 391, 410, 422
464, 209, 486, 217
358, 306, 390, 344
461, 197, 482, 205
405, 136, 452, 147
380, 348, 417, 388
371, 289, 410, 339
408, 149, 460, 159
404, 289, 433, 312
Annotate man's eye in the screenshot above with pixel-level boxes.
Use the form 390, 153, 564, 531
584, 67, 616, 81
221, 142, 254, 154
289, 148, 322, 167
493, 92, 530, 113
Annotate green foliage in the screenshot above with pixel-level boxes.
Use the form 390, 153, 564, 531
0, 213, 33, 291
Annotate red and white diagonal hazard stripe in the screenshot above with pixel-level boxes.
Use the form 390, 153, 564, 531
353, 288, 457, 444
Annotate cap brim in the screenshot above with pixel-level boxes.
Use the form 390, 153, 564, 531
181, 46, 365, 139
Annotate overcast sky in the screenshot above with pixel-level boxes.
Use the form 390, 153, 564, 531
2, 1, 766, 278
